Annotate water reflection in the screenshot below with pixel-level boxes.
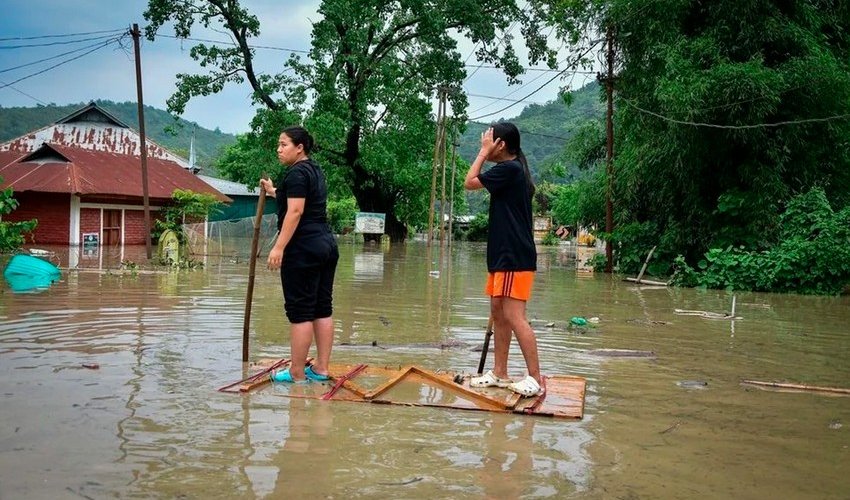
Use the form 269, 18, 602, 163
0, 242, 848, 498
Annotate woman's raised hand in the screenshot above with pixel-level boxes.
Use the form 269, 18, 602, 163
478, 127, 502, 159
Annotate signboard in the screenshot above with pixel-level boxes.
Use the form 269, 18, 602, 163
82, 232, 99, 246
533, 216, 552, 231
354, 212, 386, 234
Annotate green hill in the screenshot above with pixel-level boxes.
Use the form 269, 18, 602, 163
0, 100, 236, 171
458, 81, 604, 178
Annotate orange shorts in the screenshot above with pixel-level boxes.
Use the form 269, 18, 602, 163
485, 271, 535, 301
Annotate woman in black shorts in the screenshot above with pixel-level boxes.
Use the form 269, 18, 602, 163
260, 126, 339, 383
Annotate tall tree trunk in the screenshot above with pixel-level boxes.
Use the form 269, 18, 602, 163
344, 123, 408, 242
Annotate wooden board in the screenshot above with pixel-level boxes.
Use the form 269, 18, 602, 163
225, 360, 586, 420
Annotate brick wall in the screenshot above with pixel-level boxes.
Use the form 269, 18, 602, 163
5, 192, 70, 244
80, 208, 100, 241
124, 210, 147, 245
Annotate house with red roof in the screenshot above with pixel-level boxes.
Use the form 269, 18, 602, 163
0, 103, 230, 246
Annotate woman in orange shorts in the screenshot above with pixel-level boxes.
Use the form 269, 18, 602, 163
463, 122, 542, 397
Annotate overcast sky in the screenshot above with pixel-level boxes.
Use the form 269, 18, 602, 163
0, 0, 596, 135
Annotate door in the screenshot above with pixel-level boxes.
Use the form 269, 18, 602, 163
103, 209, 122, 246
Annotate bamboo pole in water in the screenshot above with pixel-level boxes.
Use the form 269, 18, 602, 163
243, 182, 268, 362
742, 380, 850, 395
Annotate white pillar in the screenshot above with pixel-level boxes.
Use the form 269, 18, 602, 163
69, 195, 81, 245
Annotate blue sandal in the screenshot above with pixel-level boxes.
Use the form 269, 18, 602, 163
270, 368, 309, 384
305, 365, 330, 382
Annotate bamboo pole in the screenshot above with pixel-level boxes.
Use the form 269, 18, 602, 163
742, 380, 850, 395
242, 182, 267, 362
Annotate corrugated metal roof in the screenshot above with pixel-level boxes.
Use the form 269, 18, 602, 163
0, 143, 231, 203
0, 150, 24, 170
197, 174, 261, 197
0, 102, 191, 169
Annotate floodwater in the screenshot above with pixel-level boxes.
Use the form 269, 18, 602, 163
1, 242, 848, 499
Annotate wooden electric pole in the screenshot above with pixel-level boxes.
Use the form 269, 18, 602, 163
131, 23, 153, 259
447, 126, 458, 247
604, 24, 615, 273
427, 89, 447, 246
438, 117, 450, 246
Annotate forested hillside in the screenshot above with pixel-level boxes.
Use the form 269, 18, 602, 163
457, 81, 603, 178
0, 100, 236, 170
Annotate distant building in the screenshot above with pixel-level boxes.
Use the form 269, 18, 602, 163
0, 102, 230, 246
197, 174, 275, 221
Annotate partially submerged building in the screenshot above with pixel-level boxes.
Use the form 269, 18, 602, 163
0, 103, 230, 246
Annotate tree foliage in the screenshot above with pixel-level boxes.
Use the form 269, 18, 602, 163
145, 0, 557, 241
153, 189, 222, 243
0, 181, 37, 252
544, 0, 850, 289
671, 188, 850, 295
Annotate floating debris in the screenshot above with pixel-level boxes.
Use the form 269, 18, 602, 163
676, 380, 708, 389
587, 349, 655, 358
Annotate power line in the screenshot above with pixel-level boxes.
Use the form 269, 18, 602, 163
622, 98, 850, 129
0, 38, 119, 74
466, 44, 572, 116
0, 33, 121, 49
468, 40, 603, 121
465, 64, 595, 74
0, 78, 47, 105
0, 36, 124, 89
155, 33, 310, 54
464, 14, 526, 83
466, 92, 548, 105
0, 28, 125, 42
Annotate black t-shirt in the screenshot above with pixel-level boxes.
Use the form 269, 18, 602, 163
274, 158, 330, 240
478, 159, 537, 272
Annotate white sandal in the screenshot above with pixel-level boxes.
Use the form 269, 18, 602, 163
470, 370, 513, 388
508, 375, 543, 397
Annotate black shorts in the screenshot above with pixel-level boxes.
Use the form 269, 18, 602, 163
281, 233, 339, 323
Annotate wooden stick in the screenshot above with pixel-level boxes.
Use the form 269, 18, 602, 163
624, 277, 668, 286
365, 366, 414, 400
409, 366, 511, 410
242, 177, 268, 362
742, 380, 850, 395
477, 316, 494, 375
634, 245, 656, 283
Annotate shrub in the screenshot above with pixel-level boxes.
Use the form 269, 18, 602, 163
670, 188, 850, 294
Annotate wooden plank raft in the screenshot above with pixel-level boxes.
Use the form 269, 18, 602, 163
221, 359, 586, 419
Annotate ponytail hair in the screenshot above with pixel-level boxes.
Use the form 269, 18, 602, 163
281, 126, 314, 155
516, 148, 535, 197
491, 122, 535, 196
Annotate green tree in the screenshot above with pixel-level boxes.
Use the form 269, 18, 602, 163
0, 181, 37, 252
545, 0, 850, 280
144, 0, 556, 241
153, 189, 222, 243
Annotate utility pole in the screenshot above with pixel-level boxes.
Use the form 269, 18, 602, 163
447, 127, 458, 247
131, 23, 152, 259
438, 118, 449, 246
604, 24, 615, 273
427, 88, 447, 246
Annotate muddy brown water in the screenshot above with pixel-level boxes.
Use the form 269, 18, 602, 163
1, 242, 848, 499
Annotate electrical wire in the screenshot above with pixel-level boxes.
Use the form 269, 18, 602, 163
0, 38, 120, 74
0, 28, 125, 42
155, 33, 310, 54
468, 40, 602, 121
0, 78, 47, 104
0, 36, 124, 89
0, 33, 122, 49
622, 98, 850, 129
